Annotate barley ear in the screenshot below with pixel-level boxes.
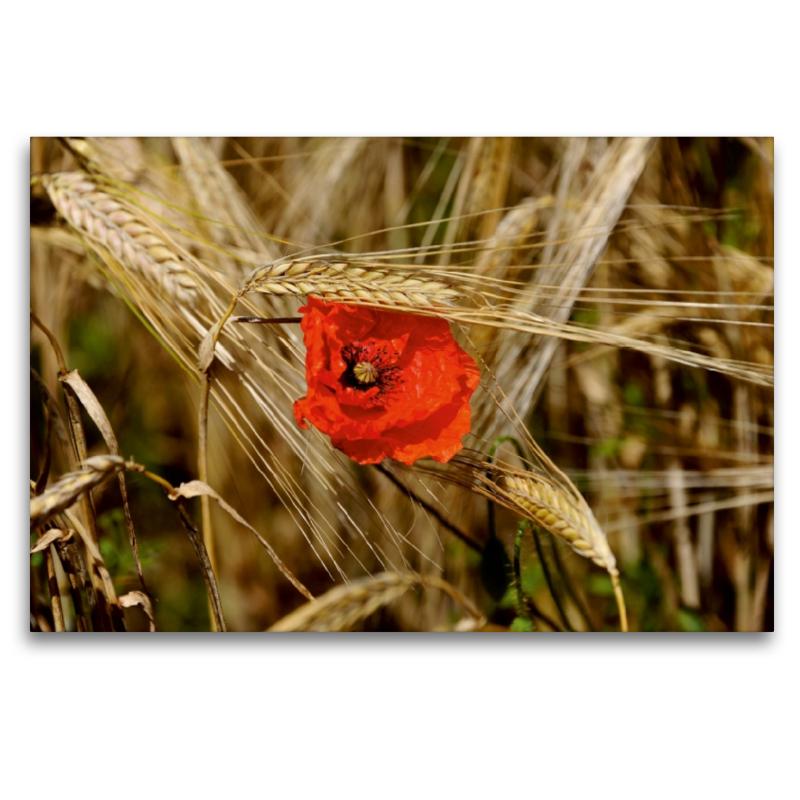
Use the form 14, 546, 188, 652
41, 172, 200, 307
267, 572, 484, 632
497, 472, 628, 631
246, 256, 462, 309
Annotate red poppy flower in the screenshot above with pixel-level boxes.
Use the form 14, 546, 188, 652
293, 297, 480, 465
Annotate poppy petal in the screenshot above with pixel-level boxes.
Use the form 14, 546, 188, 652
293, 297, 479, 465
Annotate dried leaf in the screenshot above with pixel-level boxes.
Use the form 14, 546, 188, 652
59, 369, 145, 589
119, 591, 157, 632
31, 528, 73, 554
197, 318, 224, 372
60, 370, 118, 450
169, 480, 313, 601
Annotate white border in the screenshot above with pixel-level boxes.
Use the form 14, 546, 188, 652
7, 3, 794, 797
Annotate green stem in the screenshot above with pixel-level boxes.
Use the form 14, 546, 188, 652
548, 535, 596, 631
513, 520, 565, 632
530, 523, 574, 632
513, 520, 530, 624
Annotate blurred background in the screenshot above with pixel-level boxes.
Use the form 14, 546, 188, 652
30, 137, 773, 632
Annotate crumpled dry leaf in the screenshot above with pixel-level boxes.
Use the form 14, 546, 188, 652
30, 528, 73, 554
197, 317, 225, 372
60, 370, 118, 451
119, 591, 157, 632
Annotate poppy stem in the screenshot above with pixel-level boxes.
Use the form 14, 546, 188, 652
232, 316, 303, 324
513, 520, 565, 632
375, 464, 482, 553
529, 522, 574, 632
547, 532, 597, 631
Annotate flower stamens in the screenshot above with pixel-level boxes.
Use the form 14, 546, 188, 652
341, 339, 402, 402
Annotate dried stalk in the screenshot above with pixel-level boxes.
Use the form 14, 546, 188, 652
44, 548, 66, 632
30, 311, 101, 547
132, 467, 227, 632
197, 373, 218, 630
54, 536, 90, 632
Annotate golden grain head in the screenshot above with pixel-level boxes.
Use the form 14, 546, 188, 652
248, 257, 462, 308
42, 172, 199, 307
498, 473, 617, 574
30, 455, 127, 529
267, 572, 419, 632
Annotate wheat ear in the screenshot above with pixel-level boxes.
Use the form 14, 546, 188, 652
30, 455, 127, 528
267, 572, 484, 632
40, 172, 199, 307
267, 573, 417, 631
498, 473, 615, 570
246, 256, 462, 308
435, 456, 629, 631
497, 472, 628, 631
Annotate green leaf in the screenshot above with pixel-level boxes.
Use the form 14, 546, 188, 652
510, 617, 535, 632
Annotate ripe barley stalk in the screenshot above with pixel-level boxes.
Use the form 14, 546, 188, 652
268, 572, 418, 632
499, 472, 627, 631
498, 472, 615, 570
242, 254, 771, 390
441, 455, 628, 631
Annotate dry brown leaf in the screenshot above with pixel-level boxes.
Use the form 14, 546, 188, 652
60, 370, 118, 451
31, 528, 73, 554
197, 317, 225, 372
59, 369, 145, 588
119, 591, 157, 632
169, 480, 313, 601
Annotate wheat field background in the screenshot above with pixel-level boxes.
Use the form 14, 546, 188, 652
29, 136, 773, 632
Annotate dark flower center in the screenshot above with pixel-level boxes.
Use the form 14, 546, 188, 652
340, 340, 402, 402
